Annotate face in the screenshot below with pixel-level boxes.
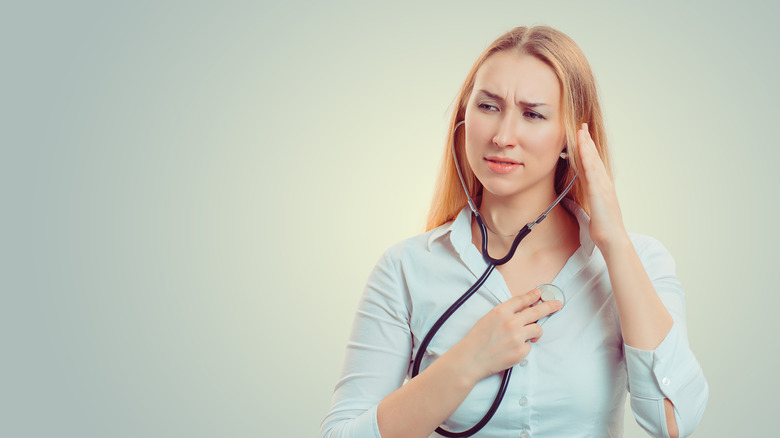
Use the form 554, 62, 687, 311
463, 51, 565, 201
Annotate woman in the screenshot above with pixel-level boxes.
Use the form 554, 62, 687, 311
321, 26, 708, 438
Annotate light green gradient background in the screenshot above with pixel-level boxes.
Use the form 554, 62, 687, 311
3, 1, 777, 437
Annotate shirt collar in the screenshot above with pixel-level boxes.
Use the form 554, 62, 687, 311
426, 198, 595, 256
426, 206, 473, 253
563, 198, 595, 256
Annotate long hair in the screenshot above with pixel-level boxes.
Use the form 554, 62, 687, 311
425, 26, 611, 231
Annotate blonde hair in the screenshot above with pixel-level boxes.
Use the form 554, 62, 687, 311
425, 26, 611, 231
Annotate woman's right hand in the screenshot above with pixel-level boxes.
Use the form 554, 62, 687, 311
449, 288, 563, 383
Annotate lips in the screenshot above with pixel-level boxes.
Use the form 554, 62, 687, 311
484, 156, 521, 174
485, 156, 520, 165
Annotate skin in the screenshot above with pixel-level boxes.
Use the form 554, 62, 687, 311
377, 51, 679, 438
577, 121, 678, 438
464, 51, 581, 296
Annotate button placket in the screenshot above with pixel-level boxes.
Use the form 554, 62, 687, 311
510, 356, 532, 431
518, 395, 528, 406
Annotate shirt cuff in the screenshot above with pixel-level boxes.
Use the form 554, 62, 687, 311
624, 322, 685, 400
368, 405, 381, 438
353, 404, 382, 438
321, 405, 382, 438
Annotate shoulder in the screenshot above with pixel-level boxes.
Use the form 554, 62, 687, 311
627, 232, 668, 254
368, 217, 463, 289
379, 207, 468, 265
362, 223, 454, 308
627, 231, 677, 274
382, 221, 454, 264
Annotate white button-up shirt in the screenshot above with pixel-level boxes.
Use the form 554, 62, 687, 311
321, 200, 708, 438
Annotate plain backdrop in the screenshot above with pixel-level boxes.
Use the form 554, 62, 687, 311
3, 1, 779, 437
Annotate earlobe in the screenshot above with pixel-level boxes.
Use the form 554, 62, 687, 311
559, 150, 569, 160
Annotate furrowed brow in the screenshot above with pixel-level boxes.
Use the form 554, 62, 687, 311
477, 89, 547, 108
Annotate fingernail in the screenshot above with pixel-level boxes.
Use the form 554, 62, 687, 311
533, 288, 542, 296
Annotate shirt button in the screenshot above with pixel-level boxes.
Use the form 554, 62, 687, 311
662, 377, 670, 386
518, 396, 528, 406
519, 431, 530, 438
519, 359, 528, 367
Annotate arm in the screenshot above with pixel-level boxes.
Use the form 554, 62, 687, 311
379, 289, 559, 438
320, 249, 412, 438
321, 248, 560, 438
576, 124, 708, 437
604, 234, 708, 437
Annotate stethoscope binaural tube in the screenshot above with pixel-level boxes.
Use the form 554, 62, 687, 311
410, 121, 576, 437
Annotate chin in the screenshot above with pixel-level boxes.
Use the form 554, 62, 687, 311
480, 183, 527, 199
479, 176, 552, 201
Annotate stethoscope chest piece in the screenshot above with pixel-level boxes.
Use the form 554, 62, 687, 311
533, 284, 565, 326
537, 283, 565, 308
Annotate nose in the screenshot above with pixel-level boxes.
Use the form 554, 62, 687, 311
492, 111, 520, 148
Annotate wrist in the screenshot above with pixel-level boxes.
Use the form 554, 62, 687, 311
595, 229, 632, 259
438, 341, 484, 389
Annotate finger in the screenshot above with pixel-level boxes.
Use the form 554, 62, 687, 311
578, 123, 607, 176
501, 288, 543, 313
577, 125, 596, 168
575, 125, 593, 182
518, 299, 563, 324
526, 323, 543, 343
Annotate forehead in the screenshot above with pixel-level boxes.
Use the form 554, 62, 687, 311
473, 51, 561, 105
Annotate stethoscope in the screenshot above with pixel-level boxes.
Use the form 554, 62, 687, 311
410, 120, 575, 437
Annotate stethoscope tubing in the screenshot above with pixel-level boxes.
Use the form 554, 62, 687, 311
409, 120, 576, 437
411, 264, 501, 438
411, 213, 534, 437
411, 215, 535, 381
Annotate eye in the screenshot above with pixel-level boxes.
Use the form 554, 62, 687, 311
524, 110, 546, 120
477, 102, 499, 112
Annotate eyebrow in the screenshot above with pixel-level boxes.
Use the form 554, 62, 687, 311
476, 89, 547, 108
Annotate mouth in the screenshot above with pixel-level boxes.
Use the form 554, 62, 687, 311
484, 156, 521, 174
484, 156, 520, 165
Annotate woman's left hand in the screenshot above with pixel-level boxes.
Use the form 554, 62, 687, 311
575, 123, 630, 255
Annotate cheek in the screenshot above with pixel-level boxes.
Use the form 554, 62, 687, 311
464, 115, 496, 150
464, 136, 495, 179
463, 114, 491, 164
525, 125, 565, 156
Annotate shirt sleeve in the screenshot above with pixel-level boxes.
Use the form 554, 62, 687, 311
320, 248, 413, 438
624, 236, 709, 438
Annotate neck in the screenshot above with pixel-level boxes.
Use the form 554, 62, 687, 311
474, 186, 577, 256
479, 184, 560, 235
